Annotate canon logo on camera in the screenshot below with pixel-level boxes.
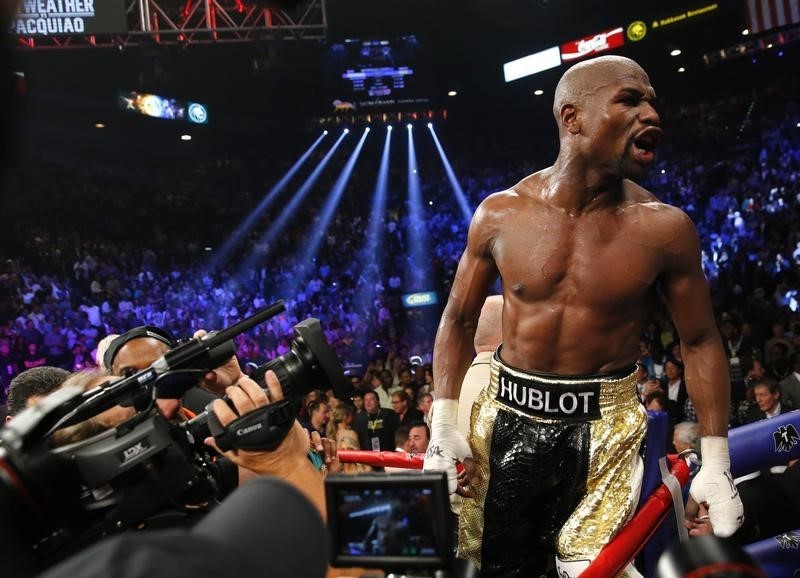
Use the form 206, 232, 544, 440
237, 423, 263, 436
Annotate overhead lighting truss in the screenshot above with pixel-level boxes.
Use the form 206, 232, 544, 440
14, 0, 327, 49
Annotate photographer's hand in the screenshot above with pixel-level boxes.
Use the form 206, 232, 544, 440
193, 329, 245, 396
204, 371, 326, 518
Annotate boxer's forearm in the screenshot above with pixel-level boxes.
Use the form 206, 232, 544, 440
682, 335, 730, 437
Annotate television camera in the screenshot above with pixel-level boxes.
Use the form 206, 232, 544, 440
0, 300, 349, 572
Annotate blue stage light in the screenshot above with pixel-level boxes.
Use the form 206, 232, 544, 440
207, 131, 328, 272
429, 125, 473, 223
354, 127, 393, 316
234, 131, 348, 279
286, 127, 370, 296
406, 124, 431, 286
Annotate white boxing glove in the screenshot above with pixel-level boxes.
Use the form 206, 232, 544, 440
689, 436, 744, 537
423, 398, 472, 493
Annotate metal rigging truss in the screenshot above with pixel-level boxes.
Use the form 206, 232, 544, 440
14, 0, 327, 49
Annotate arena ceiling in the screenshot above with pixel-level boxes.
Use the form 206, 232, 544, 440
9, 0, 799, 160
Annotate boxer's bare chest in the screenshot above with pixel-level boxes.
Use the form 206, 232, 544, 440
492, 202, 664, 313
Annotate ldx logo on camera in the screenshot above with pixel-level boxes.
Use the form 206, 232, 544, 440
120, 440, 152, 465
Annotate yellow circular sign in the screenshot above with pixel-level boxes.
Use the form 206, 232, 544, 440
627, 20, 647, 42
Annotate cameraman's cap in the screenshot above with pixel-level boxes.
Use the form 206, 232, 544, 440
409, 355, 423, 367
103, 326, 176, 371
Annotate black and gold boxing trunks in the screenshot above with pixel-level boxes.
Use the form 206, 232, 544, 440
458, 349, 647, 577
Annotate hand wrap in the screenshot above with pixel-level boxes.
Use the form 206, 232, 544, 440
689, 436, 744, 537
423, 398, 472, 493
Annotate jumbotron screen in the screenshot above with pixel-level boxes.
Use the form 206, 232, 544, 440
118, 90, 209, 124
324, 35, 432, 113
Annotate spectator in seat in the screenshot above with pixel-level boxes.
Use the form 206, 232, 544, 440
745, 378, 789, 423
390, 390, 424, 426
644, 390, 669, 414
397, 367, 417, 397
407, 422, 430, 455
660, 357, 688, 422
384, 426, 411, 474
301, 399, 330, 439
765, 341, 792, 381
327, 404, 359, 449
375, 368, 400, 408
22, 342, 46, 370
672, 421, 700, 454
417, 392, 433, 422
351, 391, 365, 414
353, 390, 398, 452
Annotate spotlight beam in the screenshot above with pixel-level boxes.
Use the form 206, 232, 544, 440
207, 131, 327, 272
428, 125, 473, 223
354, 126, 392, 316
236, 130, 348, 277
288, 127, 370, 295
407, 125, 431, 286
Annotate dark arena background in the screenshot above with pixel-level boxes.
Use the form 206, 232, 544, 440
1, 0, 800, 576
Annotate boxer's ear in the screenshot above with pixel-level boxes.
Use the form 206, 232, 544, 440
560, 103, 580, 135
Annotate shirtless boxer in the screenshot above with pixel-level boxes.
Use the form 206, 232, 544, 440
423, 55, 743, 577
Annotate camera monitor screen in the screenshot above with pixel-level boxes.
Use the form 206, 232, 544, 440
325, 472, 453, 569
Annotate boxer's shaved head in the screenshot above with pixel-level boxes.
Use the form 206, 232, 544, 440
552, 55, 650, 134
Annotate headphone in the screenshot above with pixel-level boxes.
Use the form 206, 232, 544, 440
103, 326, 177, 372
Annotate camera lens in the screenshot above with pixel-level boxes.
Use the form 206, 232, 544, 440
257, 338, 315, 400
251, 318, 349, 403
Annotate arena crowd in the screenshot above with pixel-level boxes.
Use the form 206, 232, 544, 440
1, 74, 799, 548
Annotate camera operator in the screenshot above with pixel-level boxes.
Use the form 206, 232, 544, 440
38, 369, 329, 578
102, 322, 348, 496
103, 325, 260, 494
103, 326, 242, 416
